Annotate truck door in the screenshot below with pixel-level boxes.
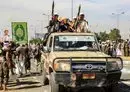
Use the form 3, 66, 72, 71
44, 36, 53, 73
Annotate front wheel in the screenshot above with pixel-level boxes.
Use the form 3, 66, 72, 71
49, 73, 66, 92
42, 70, 49, 86
103, 83, 120, 92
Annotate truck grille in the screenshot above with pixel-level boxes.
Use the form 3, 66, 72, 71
71, 62, 106, 72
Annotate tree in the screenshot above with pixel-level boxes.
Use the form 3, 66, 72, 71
109, 28, 121, 41
99, 31, 109, 41
29, 38, 42, 44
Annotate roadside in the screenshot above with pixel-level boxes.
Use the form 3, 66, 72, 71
3, 59, 43, 92
122, 56, 130, 60
120, 57, 130, 65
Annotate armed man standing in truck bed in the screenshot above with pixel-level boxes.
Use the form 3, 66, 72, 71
76, 13, 89, 33
48, 14, 60, 33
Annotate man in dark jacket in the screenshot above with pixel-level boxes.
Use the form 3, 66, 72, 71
34, 44, 42, 72
48, 14, 60, 33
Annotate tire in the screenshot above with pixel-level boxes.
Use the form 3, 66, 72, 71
103, 83, 120, 92
49, 72, 66, 92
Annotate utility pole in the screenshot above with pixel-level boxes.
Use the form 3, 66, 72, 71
112, 12, 125, 29
71, 0, 73, 19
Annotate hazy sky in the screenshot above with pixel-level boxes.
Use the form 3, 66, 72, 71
0, 0, 130, 39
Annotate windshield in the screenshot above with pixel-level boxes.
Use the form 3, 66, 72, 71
54, 35, 99, 51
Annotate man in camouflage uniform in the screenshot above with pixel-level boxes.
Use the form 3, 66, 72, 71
0, 42, 9, 91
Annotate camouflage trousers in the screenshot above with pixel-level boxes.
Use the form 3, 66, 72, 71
0, 62, 9, 85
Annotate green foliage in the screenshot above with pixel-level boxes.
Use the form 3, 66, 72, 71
109, 28, 121, 41
94, 28, 121, 42
29, 38, 42, 44
99, 31, 109, 41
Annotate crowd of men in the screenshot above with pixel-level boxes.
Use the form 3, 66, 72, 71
100, 39, 130, 57
0, 13, 89, 91
0, 30, 42, 91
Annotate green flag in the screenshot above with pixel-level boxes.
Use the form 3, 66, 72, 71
12, 22, 28, 44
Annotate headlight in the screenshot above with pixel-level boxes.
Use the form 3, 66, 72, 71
107, 58, 123, 71
54, 60, 71, 72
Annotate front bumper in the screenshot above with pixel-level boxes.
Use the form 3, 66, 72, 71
53, 57, 123, 89
55, 71, 121, 88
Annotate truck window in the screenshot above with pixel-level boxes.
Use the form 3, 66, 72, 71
54, 35, 99, 51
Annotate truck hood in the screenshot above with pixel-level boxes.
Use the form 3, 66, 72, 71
52, 51, 109, 58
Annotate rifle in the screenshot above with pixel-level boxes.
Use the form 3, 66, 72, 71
46, 1, 55, 33
74, 4, 81, 29
52, 0, 55, 17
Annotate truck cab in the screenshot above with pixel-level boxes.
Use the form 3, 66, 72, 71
41, 32, 123, 92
